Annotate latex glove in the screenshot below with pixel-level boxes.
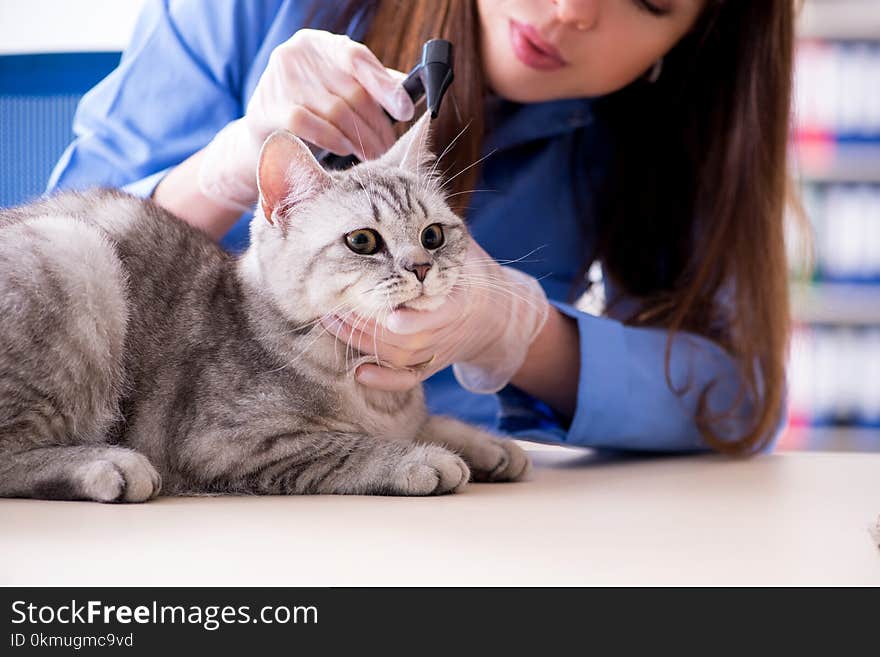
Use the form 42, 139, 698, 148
198, 29, 414, 212
322, 238, 550, 393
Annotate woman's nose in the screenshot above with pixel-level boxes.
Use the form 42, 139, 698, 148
551, 0, 599, 32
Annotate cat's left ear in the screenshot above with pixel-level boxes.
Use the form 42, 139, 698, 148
257, 130, 332, 225
377, 111, 435, 174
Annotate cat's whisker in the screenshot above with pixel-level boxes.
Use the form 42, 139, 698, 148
348, 115, 379, 211
357, 305, 386, 370
450, 285, 544, 316
260, 303, 348, 373
443, 148, 498, 187
374, 292, 395, 368
443, 188, 496, 200
416, 123, 425, 190
325, 281, 394, 371
333, 306, 361, 371
280, 299, 352, 337
427, 120, 472, 183
352, 170, 373, 211
442, 245, 550, 271
437, 160, 458, 185
349, 112, 381, 209
352, 305, 380, 362
262, 300, 359, 374
445, 258, 542, 271
454, 270, 548, 290
346, 303, 383, 371
339, 306, 365, 371
351, 112, 369, 163
261, 326, 329, 375
450, 276, 547, 314
449, 89, 463, 124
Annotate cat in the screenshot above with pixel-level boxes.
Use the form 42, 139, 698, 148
0, 114, 530, 502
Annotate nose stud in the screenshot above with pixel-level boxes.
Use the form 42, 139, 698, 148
406, 262, 432, 283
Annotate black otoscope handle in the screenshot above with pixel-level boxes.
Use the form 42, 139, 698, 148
317, 39, 454, 171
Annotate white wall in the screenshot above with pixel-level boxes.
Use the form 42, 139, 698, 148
0, 0, 144, 54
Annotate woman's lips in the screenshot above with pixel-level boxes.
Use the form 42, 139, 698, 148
508, 19, 567, 71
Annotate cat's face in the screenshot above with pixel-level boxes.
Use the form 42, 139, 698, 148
249, 114, 469, 323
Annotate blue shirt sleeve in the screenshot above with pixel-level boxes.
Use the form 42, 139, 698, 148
496, 283, 786, 453
46, 0, 281, 198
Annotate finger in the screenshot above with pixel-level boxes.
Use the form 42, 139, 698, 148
384, 297, 462, 335
355, 364, 422, 392
321, 314, 374, 353
323, 315, 386, 360
386, 68, 408, 85
322, 317, 434, 368
344, 45, 414, 122
306, 92, 387, 161
284, 105, 356, 156
325, 76, 397, 154
331, 314, 435, 352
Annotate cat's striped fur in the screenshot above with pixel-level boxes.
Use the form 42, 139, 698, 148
0, 115, 529, 501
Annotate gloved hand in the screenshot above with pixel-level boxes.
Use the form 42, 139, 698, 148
322, 238, 550, 393
198, 29, 414, 212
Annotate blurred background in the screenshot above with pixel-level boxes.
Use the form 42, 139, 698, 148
786, 0, 880, 451
0, 0, 878, 452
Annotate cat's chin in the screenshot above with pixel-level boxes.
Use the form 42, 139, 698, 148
395, 294, 446, 312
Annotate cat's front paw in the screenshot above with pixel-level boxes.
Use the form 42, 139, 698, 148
465, 437, 531, 483
77, 449, 161, 503
392, 445, 469, 496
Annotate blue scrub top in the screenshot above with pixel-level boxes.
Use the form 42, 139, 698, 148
47, 0, 782, 452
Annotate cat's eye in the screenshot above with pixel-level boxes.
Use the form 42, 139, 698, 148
420, 224, 445, 250
345, 228, 383, 255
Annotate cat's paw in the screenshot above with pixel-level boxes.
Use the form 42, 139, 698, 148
392, 445, 470, 496
77, 449, 161, 503
464, 436, 531, 483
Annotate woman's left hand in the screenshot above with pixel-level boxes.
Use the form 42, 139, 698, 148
321, 238, 550, 393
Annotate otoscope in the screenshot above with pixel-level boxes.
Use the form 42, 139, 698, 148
317, 39, 454, 170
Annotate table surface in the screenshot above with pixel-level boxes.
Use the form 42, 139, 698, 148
2, 445, 879, 586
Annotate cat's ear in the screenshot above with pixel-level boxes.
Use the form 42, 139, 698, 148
257, 130, 331, 225
377, 111, 435, 174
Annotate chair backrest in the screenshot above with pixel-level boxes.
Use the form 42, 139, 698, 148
0, 52, 120, 209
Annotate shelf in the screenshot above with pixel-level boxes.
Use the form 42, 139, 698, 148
799, 0, 880, 41
793, 142, 880, 184
791, 282, 880, 325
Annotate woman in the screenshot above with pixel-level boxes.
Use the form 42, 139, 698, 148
48, 0, 794, 454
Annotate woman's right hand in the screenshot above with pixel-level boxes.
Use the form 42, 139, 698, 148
198, 29, 415, 212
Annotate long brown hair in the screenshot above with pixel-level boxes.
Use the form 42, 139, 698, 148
317, 0, 795, 456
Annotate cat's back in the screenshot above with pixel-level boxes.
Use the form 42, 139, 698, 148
2, 188, 233, 305
1, 188, 226, 270
1, 188, 160, 233
0, 187, 238, 346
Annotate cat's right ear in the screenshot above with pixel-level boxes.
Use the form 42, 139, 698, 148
257, 130, 331, 225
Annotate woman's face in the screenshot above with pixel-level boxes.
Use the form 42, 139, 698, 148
476, 0, 706, 101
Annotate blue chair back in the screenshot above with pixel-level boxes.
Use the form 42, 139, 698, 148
0, 52, 120, 208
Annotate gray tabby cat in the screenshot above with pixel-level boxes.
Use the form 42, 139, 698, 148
0, 114, 530, 502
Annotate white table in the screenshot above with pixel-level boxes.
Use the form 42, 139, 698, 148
2, 445, 878, 586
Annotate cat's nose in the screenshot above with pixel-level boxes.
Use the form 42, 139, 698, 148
405, 262, 432, 283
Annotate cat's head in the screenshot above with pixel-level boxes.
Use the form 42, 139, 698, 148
247, 113, 469, 323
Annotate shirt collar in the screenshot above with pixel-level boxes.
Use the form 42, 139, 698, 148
482, 93, 595, 154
